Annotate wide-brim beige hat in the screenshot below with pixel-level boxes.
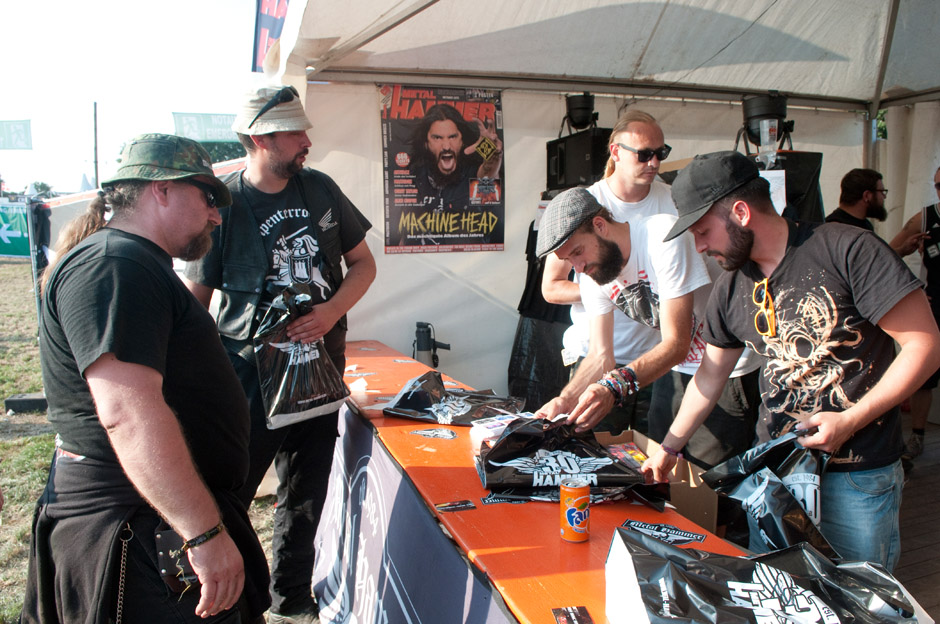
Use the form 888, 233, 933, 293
232, 85, 313, 135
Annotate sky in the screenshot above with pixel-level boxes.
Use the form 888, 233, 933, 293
0, 0, 261, 194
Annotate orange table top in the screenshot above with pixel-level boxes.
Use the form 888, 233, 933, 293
343, 340, 743, 624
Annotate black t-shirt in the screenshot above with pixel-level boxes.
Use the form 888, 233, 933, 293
240, 178, 339, 321
921, 203, 940, 310
185, 169, 370, 349
824, 208, 874, 231
40, 228, 252, 490
704, 220, 921, 470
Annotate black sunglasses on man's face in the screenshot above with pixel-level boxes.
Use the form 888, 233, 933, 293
616, 142, 672, 163
248, 86, 299, 129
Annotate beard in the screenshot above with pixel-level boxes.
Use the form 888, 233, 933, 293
178, 226, 214, 261
586, 235, 626, 285
866, 198, 887, 221
269, 147, 307, 179
708, 216, 754, 271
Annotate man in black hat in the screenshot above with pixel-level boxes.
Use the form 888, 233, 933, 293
184, 86, 376, 624
643, 150, 940, 571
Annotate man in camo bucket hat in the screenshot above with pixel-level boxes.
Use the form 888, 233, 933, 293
22, 133, 271, 623
103, 133, 233, 207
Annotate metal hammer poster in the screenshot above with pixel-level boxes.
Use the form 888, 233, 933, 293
379, 84, 505, 253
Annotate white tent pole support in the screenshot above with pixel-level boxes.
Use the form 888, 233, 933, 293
881, 87, 940, 109
306, 0, 439, 76
871, 0, 901, 113
312, 68, 867, 113
864, 0, 900, 168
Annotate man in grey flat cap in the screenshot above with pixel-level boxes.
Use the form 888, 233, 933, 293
184, 85, 376, 624
643, 150, 940, 571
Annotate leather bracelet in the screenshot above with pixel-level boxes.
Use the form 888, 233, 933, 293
660, 444, 683, 458
180, 522, 225, 552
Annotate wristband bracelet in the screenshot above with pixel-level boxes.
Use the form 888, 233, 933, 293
660, 444, 683, 458
181, 522, 225, 552
596, 377, 622, 403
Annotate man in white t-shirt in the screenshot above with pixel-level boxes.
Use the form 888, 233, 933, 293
536, 186, 705, 430
542, 110, 674, 431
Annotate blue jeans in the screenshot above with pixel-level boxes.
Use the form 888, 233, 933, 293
748, 461, 903, 571
819, 461, 903, 571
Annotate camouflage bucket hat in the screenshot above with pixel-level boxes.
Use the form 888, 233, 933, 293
101, 133, 232, 207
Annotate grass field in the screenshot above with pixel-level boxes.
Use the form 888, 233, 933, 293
0, 258, 274, 623
0, 258, 51, 622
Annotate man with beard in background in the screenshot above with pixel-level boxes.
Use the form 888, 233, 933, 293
826, 168, 924, 257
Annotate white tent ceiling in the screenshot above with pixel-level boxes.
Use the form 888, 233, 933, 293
277, 0, 940, 113
262, 0, 940, 395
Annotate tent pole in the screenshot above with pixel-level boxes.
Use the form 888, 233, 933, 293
863, 106, 875, 169
865, 0, 900, 169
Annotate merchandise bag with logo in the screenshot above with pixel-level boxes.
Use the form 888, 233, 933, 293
383, 370, 525, 425
605, 527, 933, 624
477, 417, 645, 500
702, 432, 838, 559
254, 283, 349, 429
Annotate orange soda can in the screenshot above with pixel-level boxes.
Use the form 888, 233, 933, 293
560, 477, 590, 542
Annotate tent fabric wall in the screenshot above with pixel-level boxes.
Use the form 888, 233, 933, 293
305, 82, 864, 395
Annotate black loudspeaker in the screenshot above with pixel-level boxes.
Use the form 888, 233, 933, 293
546, 127, 612, 190
775, 151, 825, 223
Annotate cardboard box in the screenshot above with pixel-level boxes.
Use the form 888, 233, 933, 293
596, 430, 718, 533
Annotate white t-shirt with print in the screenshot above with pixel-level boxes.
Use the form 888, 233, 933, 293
580, 212, 710, 376
561, 178, 677, 364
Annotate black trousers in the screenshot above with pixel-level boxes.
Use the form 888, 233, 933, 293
230, 354, 340, 615
122, 511, 261, 623
647, 368, 761, 469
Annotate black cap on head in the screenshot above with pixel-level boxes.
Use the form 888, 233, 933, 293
536, 187, 604, 257
663, 150, 759, 241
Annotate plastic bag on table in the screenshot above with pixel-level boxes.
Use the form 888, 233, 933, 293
253, 283, 349, 430
478, 417, 645, 492
606, 527, 931, 624
702, 432, 837, 559
383, 370, 525, 426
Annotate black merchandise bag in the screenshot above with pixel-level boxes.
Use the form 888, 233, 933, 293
606, 527, 928, 624
383, 370, 524, 425
702, 433, 837, 559
478, 417, 645, 493
253, 283, 349, 430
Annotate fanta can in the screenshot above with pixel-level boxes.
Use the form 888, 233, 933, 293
560, 477, 590, 542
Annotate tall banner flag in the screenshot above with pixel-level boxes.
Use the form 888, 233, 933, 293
253, 0, 290, 72
379, 85, 505, 254
0, 120, 32, 150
